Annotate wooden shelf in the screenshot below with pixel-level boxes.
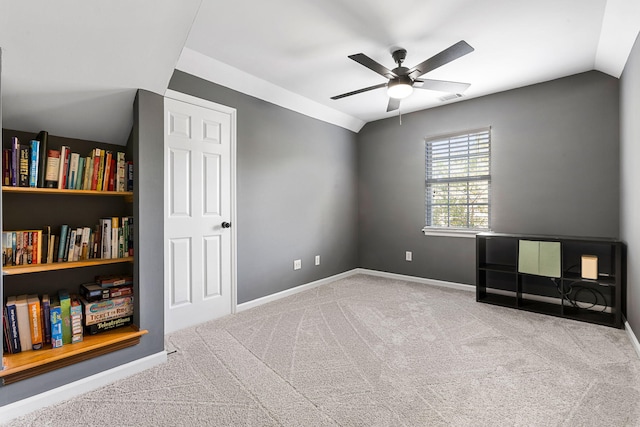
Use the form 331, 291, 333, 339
0, 326, 147, 385
2, 186, 133, 197
3, 257, 133, 275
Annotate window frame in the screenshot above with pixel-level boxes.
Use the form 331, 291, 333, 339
423, 127, 491, 235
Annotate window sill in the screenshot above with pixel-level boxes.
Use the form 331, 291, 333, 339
421, 227, 488, 238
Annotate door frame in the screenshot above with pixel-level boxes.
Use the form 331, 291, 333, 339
163, 89, 238, 323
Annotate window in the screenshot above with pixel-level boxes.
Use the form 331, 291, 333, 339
425, 127, 491, 231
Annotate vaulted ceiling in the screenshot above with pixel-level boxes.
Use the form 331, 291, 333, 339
1, 0, 639, 143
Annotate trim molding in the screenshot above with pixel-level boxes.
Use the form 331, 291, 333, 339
0, 351, 167, 424
238, 268, 475, 313
237, 270, 359, 312
624, 316, 640, 360
174, 47, 366, 133
355, 268, 476, 292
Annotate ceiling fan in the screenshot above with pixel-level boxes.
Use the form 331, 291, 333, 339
331, 40, 475, 112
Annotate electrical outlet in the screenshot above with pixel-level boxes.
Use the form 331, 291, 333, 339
294, 259, 302, 270
405, 251, 412, 261
315, 255, 320, 266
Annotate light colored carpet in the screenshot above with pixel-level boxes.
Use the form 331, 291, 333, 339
6, 274, 640, 426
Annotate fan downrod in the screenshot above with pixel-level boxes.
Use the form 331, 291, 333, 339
392, 49, 407, 66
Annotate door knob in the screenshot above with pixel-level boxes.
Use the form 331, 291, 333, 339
221, 221, 231, 229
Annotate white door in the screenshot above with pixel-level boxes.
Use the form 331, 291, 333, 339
164, 92, 236, 334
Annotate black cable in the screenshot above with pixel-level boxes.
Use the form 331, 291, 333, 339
550, 278, 609, 312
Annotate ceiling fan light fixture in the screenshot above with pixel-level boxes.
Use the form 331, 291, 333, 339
387, 77, 414, 99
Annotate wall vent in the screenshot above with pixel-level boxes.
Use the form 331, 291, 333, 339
439, 93, 464, 102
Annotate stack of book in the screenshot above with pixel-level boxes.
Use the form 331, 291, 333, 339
2, 290, 83, 354
2, 131, 133, 192
2, 217, 133, 266
79, 275, 134, 335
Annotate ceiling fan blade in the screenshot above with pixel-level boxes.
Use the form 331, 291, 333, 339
387, 97, 401, 112
414, 79, 471, 93
331, 83, 387, 100
407, 40, 474, 79
348, 53, 397, 79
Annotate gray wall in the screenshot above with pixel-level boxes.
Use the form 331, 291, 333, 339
168, 71, 359, 304
621, 33, 640, 334
358, 71, 620, 284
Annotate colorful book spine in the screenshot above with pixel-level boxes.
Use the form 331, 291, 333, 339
58, 225, 69, 262
15, 294, 32, 352
50, 297, 63, 348
27, 294, 43, 350
90, 148, 101, 190
67, 152, 79, 189
116, 152, 126, 192
19, 145, 30, 187
44, 149, 61, 188
100, 218, 112, 259
36, 130, 49, 188
3, 149, 11, 186
11, 137, 19, 186
5, 296, 22, 353
59, 289, 72, 345
29, 140, 40, 187
71, 295, 83, 343
42, 294, 51, 345
126, 161, 134, 191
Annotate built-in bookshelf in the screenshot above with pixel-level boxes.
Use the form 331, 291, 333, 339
1, 129, 146, 385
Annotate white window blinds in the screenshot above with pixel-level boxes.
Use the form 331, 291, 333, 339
425, 127, 491, 229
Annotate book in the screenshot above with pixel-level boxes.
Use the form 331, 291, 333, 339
58, 225, 69, 262
15, 231, 24, 265
42, 225, 51, 264
108, 158, 116, 191
3, 149, 10, 186
11, 136, 19, 187
76, 156, 85, 190
72, 227, 82, 261
126, 161, 134, 191
50, 297, 63, 348
59, 289, 71, 344
70, 295, 83, 343
19, 144, 30, 187
80, 226, 91, 260
42, 294, 51, 345
5, 296, 22, 353
27, 294, 43, 350
3, 231, 15, 266
116, 152, 126, 192
29, 140, 40, 187
66, 228, 77, 262
96, 149, 106, 191
44, 149, 61, 188
127, 217, 134, 256
36, 130, 49, 188
90, 148, 101, 190
15, 294, 32, 352
111, 217, 119, 259
25, 231, 33, 264
67, 152, 80, 189
57, 145, 71, 189
52, 234, 60, 263
3, 307, 10, 354
102, 151, 112, 191
100, 218, 112, 259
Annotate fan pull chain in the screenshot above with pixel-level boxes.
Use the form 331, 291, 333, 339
399, 108, 402, 125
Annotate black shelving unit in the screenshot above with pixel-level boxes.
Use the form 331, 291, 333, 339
476, 232, 624, 328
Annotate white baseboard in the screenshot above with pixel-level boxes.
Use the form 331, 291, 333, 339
237, 269, 359, 312
624, 316, 640, 360
237, 268, 474, 313
355, 268, 476, 293
0, 351, 167, 425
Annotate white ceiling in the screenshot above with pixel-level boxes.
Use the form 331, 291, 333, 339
1, 0, 640, 142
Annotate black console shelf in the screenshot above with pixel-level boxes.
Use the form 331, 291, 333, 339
476, 232, 624, 328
